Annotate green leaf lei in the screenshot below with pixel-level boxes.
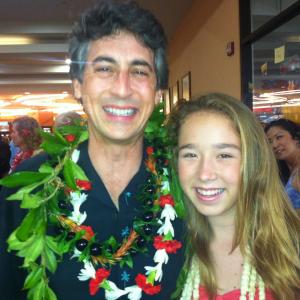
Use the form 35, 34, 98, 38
0, 104, 185, 300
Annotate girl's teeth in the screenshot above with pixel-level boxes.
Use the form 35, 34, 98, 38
196, 188, 223, 196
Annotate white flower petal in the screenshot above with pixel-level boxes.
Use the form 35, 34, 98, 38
69, 211, 87, 225
125, 286, 143, 300
77, 260, 95, 281
154, 249, 169, 264
157, 217, 174, 237
145, 263, 164, 282
71, 149, 80, 163
161, 180, 170, 193
70, 248, 82, 259
105, 281, 129, 300
160, 204, 177, 221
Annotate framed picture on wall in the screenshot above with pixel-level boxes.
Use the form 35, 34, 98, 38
163, 89, 171, 115
181, 71, 191, 101
172, 81, 180, 108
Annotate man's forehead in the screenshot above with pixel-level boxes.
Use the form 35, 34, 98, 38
86, 32, 154, 63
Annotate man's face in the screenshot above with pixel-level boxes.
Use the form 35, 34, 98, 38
73, 31, 161, 145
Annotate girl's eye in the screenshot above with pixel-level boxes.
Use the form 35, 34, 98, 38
181, 152, 197, 158
218, 153, 233, 159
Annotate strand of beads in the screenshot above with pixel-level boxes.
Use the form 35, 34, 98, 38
180, 254, 266, 300
180, 255, 200, 300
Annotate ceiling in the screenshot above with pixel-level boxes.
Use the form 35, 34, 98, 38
0, 0, 193, 121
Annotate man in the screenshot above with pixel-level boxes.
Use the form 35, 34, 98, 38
0, 1, 184, 299
54, 111, 83, 128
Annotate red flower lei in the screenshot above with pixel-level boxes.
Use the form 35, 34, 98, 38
135, 274, 161, 295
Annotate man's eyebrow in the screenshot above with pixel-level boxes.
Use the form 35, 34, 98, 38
131, 59, 154, 72
91, 56, 116, 64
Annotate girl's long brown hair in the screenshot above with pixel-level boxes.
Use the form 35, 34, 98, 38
168, 93, 300, 300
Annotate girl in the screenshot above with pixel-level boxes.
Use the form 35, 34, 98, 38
10, 116, 42, 171
168, 93, 300, 300
265, 119, 300, 214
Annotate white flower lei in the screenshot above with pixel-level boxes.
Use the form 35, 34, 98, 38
180, 255, 266, 300
70, 152, 180, 300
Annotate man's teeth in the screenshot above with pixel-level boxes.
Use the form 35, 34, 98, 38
196, 188, 224, 196
104, 107, 136, 116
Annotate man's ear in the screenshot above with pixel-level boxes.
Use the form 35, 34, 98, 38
154, 90, 163, 106
72, 79, 82, 101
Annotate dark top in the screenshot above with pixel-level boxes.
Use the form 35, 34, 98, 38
0, 138, 11, 179
0, 141, 185, 300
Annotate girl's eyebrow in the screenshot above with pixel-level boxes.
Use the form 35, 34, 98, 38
214, 143, 240, 150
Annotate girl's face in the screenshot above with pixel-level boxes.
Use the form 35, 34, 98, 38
266, 126, 299, 162
178, 111, 242, 222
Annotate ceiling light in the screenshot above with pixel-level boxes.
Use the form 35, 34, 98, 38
65, 58, 71, 65
0, 35, 34, 45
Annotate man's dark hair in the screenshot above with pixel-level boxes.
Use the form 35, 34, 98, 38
69, 0, 168, 90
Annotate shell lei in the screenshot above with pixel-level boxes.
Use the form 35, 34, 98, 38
180, 255, 266, 300
68, 149, 182, 300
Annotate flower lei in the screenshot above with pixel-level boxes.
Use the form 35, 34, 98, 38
180, 255, 266, 300
0, 105, 184, 300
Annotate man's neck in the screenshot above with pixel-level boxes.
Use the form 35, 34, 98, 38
87, 135, 144, 208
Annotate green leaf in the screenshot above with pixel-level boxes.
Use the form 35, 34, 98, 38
21, 193, 42, 209
45, 286, 58, 300
44, 245, 57, 273
32, 280, 46, 300
170, 166, 185, 219
147, 271, 156, 284
7, 230, 36, 252
24, 266, 44, 289
124, 255, 133, 268
63, 158, 88, 189
0, 172, 48, 188
78, 130, 89, 144
100, 280, 113, 291
45, 236, 62, 255
39, 163, 54, 174
18, 234, 44, 266
16, 208, 43, 241
40, 131, 69, 155
7, 181, 46, 201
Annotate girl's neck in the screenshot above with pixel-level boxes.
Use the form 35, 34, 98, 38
208, 215, 236, 244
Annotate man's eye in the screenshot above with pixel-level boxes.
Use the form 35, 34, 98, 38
95, 66, 112, 73
132, 69, 149, 77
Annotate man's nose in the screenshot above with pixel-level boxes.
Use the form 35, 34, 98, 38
111, 71, 133, 98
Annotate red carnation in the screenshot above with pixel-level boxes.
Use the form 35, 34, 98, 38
146, 146, 154, 155
153, 236, 182, 254
89, 268, 111, 296
65, 134, 76, 143
79, 225, 95, 240
76, 179, 92, 190
159, 194, 174, 207
135, 274, 161, 295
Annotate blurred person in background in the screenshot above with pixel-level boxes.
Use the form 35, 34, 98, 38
0, 136, 11, 183
265, 118, 300, 214
54, 111, 83, 128
10, 116, 42, 172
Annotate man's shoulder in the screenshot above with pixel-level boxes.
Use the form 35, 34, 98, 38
15, 151, 50, 172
